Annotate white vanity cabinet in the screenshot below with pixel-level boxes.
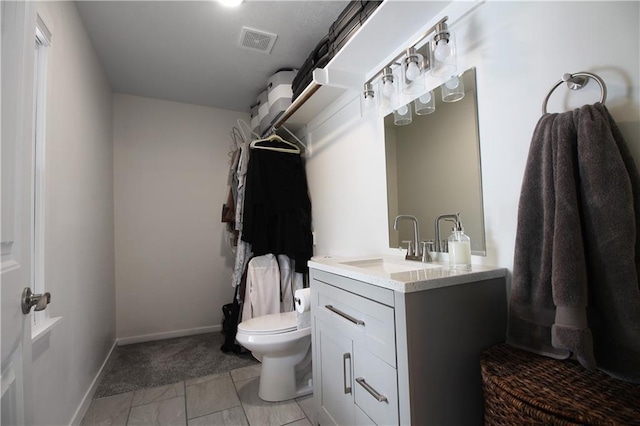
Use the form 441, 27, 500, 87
309, 261, 507, 426
313, 273, 398, 425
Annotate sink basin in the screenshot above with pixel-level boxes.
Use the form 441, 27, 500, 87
340, 257, 442, 274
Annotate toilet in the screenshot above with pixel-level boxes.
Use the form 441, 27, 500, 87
236, 311, 312, 402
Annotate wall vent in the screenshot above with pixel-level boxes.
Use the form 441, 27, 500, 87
238, 27, 277, 54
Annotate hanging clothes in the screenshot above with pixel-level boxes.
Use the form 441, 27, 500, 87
232, 141, 253, 288
279, 255, 304, 312
241, 138, 313, 273
221, 187, 238, 246
241, 254, 304, 321
234, 141, 251, 232
241, 254, 280, 321
221, 147, 241, 249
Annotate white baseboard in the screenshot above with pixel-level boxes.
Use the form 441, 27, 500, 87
116, 324, 222, 346
69, 339, 118, 426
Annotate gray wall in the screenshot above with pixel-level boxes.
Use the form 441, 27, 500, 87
113, 94, 249, 341
30, 2, 116, 425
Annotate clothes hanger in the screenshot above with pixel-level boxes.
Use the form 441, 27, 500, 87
230, 127, 244, 148
250, 133, 301, 154
237, 119, 260, 143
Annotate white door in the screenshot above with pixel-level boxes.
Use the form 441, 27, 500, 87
1, 1, 35, 424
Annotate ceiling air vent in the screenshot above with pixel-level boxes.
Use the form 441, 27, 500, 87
238, 27, 277, 54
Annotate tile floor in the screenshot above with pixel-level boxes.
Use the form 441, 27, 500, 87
81, 364, 316, 426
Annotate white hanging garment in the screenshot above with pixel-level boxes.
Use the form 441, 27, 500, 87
241, 254, 304, 321
242, 254, 280, 321
234, 141, 251, 231
231, 142, 253, 289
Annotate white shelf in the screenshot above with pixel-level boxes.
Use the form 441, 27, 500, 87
276, 0, 482, 132
274, 83, 346, 132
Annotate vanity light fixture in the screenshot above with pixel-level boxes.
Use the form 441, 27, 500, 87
393, 103, 412, 126
360, 82, 377, 117
402, 48, 427, 95
381, 66, 397, 98
360, 16, 460, 123
404, 48, 423, 82
441, 75, 465, 102
378, 66, 400, 113
414, 90, 436, 115
430, 21, 457, 78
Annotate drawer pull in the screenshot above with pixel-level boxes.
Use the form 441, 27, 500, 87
356, 377, 388, 403
325, 304, 365, 326
343, 353, 352, 394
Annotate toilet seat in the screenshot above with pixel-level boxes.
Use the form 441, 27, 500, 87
238, 311, 298, 335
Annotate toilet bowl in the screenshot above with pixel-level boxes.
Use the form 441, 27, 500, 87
236, 311, 312, 402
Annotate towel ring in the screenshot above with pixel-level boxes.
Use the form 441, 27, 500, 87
541, 72, 607, 114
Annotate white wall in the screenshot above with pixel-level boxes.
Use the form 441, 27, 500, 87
113, 94, 249, 341
306, 1, 640, 274
29, 2, 116, 425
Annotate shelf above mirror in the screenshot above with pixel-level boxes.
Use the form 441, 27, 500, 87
273, 0, 483, 133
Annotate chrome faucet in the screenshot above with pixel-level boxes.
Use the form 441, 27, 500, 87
434, 213, 459, 252
393, 215, 431, 262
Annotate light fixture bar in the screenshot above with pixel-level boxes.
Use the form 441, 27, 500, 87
364, 16, 448, 87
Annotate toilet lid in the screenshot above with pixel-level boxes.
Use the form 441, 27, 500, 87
238, 311, 298, 335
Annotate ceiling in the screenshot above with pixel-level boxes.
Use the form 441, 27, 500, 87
76, 0, 349, 113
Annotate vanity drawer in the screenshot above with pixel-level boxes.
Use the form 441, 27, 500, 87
354, 347, 399, 426
311, 268, 394, 307
314, 280, 396, 367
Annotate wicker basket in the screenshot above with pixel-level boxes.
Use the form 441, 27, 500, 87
480, 344, 640, 425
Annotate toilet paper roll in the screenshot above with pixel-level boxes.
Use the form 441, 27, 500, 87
294, 288, 311, 313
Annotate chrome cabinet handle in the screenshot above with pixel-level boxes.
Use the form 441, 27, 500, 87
21, 287, 51, 314
356, 377, 388, 403
343, 353, 352, 394
325, 305, 365, 326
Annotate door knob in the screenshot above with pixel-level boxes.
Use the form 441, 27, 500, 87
21, 287, 51, 314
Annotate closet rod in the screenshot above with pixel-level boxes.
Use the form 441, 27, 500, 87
271, 83, 321, 131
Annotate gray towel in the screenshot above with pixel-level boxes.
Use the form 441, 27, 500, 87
509, 103, 640, 383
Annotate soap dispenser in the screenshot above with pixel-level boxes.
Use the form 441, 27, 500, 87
448, 219, 471, 270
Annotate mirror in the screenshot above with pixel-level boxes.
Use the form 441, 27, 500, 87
385, 67, 486, 255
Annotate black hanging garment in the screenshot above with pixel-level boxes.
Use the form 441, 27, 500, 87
220, 257, 254, 354
220, 284, 242, 353
241, 143, 312, 273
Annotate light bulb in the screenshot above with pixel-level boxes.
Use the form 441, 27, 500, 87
445, 77, 459, 90
382, 80, 395, 98
434, 40, 451, 61
363, 95, 375, 109
397, 105, 409, 115
219, 0, 243, 6
419, 92, 432, 103
405, 61, 421, 82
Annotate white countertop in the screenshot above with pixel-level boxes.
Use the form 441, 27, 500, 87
307, 255, 507, 293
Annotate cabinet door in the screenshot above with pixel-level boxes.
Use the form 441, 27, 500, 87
315, 316, 355, 426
